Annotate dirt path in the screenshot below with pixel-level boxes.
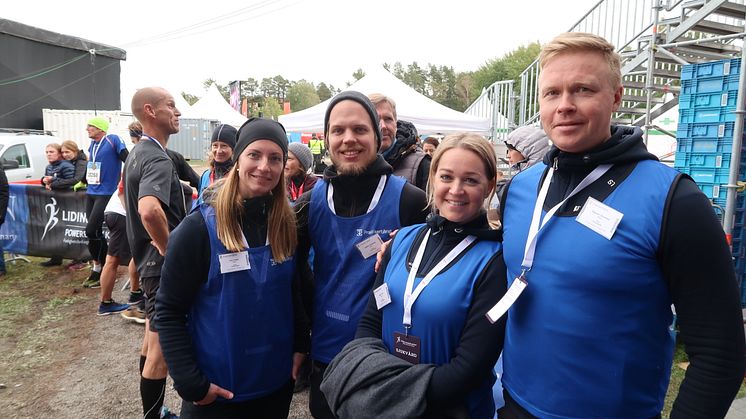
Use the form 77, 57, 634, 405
0, 261, 310, 418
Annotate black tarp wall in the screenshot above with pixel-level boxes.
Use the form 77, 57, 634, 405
0, 19, 126, 129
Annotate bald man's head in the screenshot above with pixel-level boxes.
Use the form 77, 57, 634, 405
131, 87, 180, 138
131, 87, 170, 121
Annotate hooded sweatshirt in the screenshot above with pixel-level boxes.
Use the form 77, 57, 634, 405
499, 125, 746, 418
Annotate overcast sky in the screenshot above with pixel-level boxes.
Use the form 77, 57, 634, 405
5, 0, 599, 109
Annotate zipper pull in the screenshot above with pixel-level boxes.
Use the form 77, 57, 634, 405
552, 157, 558, 170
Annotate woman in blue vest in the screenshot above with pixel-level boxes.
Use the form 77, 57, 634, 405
194, 124, 237, 208
353, 133, 507, 418
157, 117, 309, 418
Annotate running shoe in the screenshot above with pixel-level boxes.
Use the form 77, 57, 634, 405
97, 300, 130, 316
160, 406, 179, 419
128, 289, 144, 305
39, 257, 63, 267
83, 271, 101, 288
120, 306, 146, 324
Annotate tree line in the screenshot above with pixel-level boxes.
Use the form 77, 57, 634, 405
182, 42, 540, 120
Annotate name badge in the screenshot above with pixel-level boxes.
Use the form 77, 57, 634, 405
393, 332, 421, 364
219, 251, 250, 274
355, 234, 384, 259
575, 196, 624, 240
86, 162, 101, 185
373, 283, 392, 310
485, 274, 528, 324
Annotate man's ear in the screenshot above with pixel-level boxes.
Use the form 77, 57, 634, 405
611, 85, 623, 112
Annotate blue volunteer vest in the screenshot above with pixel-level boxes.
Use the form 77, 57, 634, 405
309, 175, 405, 363
381, 224, 502, 419
192, 169, 213, 209
502, 160, 678, 418
189, 204, 295, 401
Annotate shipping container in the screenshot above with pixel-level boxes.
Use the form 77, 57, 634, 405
42, 109, 135, 150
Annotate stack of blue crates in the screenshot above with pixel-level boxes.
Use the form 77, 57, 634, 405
675, 58, 746, 300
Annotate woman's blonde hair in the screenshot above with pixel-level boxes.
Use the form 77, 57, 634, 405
212, 159, 296, 262
61, 140, 83, 159
426, 133, 498, 210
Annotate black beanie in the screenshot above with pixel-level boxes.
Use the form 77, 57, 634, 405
211, 124, 237, 149
323, 90, 382, 149
234, 117, 288, 159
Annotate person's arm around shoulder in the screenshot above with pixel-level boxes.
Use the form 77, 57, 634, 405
663, 177, 746, 417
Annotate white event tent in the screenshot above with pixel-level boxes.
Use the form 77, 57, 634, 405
279, 67, 490, 135
184, 84, 247, 128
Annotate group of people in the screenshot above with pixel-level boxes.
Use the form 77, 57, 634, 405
33, 30, 745, 419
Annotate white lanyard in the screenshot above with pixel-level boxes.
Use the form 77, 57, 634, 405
141, 134, 166, 154
326, 174, 386, 215
402, 229, 476, 328
485, 163, 612, 323
521, 163, 613, 271
90, 135, 107, 163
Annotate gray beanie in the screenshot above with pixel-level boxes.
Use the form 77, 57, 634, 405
323, 90, 382, 149
288, 142, 313, 172
506, 125, 551, 169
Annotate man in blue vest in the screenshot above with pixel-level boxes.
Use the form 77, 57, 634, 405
294, 91, 428, 419
498, 32, 746, 418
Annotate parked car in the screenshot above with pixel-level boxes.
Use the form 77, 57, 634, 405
0, 129, 61, 183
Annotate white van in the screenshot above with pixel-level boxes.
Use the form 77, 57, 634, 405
0, 129, 60, 183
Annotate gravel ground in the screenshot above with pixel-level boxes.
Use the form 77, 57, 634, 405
0, 265, 311, 418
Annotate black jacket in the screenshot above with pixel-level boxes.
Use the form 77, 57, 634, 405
500, 126, 746, 418
166, 148, 200, 189
51, 150, 87, 190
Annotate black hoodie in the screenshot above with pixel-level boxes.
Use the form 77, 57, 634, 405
500, 125, 746, 418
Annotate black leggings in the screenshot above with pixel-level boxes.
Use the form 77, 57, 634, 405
179, 379, 294, 419
85, 194, 109, 265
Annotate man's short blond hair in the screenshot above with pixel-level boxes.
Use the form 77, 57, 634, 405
539, 32, 622, 89
367, 93, 397, 119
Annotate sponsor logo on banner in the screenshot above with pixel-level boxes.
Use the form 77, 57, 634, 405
2, 185, 101, 260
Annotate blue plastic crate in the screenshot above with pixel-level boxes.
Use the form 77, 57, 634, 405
676, 137, 735, 153
685, 166, 734, 184
679, 91, 738, 110
681, 58, 740, 80
681, 74, 740, 94
677, 122, 734, 140
674, 152, 730, 169
679, 106, 737, 124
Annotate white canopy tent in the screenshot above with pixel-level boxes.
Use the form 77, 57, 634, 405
279, 67, 490, 135
185, 84, 247, 128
